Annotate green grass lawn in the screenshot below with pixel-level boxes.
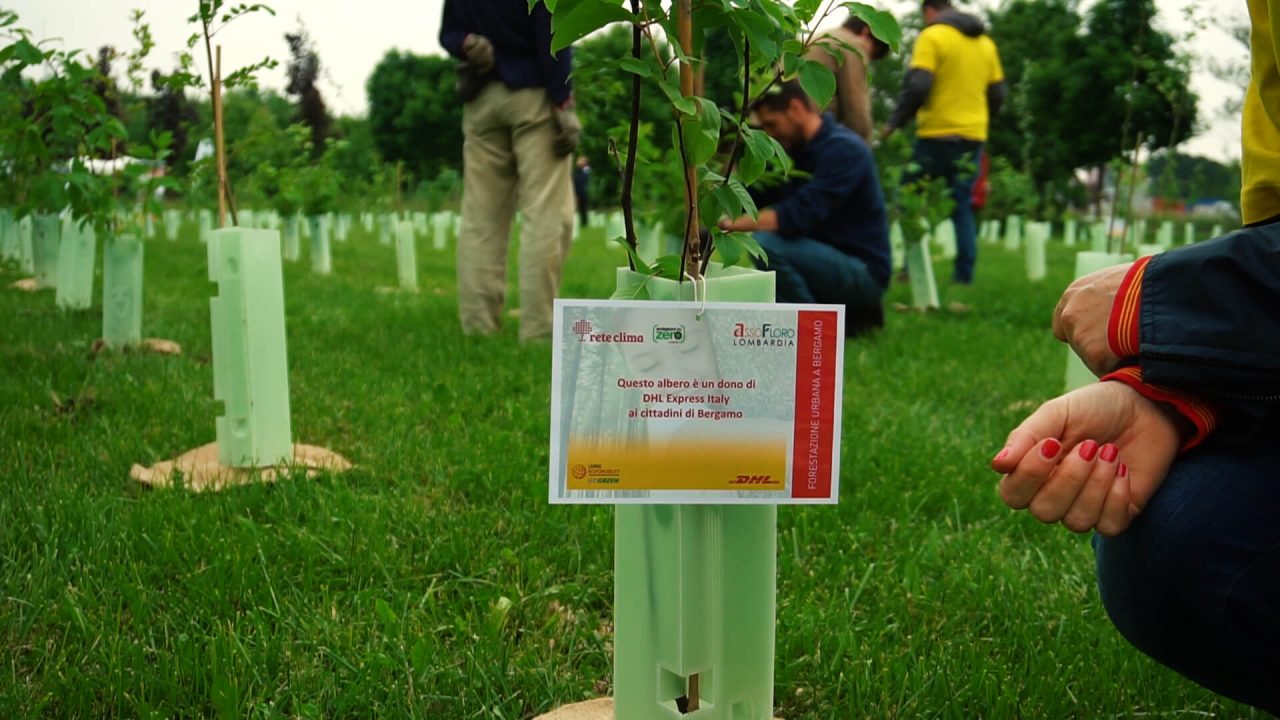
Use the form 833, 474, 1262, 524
0, 223, 1258, 719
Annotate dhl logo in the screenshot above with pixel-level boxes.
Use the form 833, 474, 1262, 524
731, 475, 778, 485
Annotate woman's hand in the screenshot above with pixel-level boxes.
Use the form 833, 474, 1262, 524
991, 381, 1181, 536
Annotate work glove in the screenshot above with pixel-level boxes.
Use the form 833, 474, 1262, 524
552, 103, 581, 157
462, 34, 495, 75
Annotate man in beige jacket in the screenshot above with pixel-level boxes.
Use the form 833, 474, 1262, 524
805, 16, 891, 143
441, 0, 580, 341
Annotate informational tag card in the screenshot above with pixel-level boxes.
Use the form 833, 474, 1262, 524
549, 299, 844, 504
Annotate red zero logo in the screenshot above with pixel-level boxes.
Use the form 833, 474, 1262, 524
571, 464, 588, 479
572, 319, 593, 341
731, 475, 777, 485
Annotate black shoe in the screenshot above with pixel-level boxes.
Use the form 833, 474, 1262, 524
845, 303, 885, 338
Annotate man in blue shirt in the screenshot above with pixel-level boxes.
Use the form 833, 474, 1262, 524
440, 0, 581, 341
719, 81, 891, 336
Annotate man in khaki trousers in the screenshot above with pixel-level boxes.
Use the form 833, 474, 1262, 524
441, 1, 579, 341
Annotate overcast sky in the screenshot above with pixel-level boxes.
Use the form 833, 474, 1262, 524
5, 0, 1249, 160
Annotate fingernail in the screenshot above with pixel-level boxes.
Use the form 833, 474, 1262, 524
1039, 438, 1062, 459
1099, 443, 1119, 463
1078, 439, 1099, 461
993, 448, 1010, 463
1118, 463, 1128, 478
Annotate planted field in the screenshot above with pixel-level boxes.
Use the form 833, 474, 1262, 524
0, 227, 1252, 718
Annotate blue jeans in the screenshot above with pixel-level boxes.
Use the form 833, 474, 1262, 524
752, 232, 884, 309
905, 139, 982, 284
1093, 436, 1280, 714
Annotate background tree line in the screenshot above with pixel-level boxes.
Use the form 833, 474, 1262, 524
44, 0, 1239, 219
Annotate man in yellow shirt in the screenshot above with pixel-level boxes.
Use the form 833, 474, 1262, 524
885, 0, 1005, 285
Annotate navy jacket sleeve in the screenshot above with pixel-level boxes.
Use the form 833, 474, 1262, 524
440, 0, 468, 59
1139, 221, 1280, 404
532, 4, 573, 105
769, 143, 863, 238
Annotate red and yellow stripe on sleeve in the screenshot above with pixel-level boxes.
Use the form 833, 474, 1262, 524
1102, 365, 1219, 452
1107, 255, 1152, 359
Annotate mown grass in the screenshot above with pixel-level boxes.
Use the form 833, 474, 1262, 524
0, 221, 1258, 719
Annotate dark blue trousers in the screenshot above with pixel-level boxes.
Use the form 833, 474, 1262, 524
1094, 435, 1280, 714
905, 138, 982, 284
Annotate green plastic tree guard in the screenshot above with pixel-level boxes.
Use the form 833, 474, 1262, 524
1090, 223, 1108, 253
56, 221, 96, 310
1065, 251, 1134, 391
103, 235, 144, 348
395, 219, 418, 291
937, 219, 957, 260
889, 221, 905, 272
163, 209, 181, 241
0, 209, 13, 262
16, 215, 34, 273
904, 238, 940, 310
379, 214, 394, 246
144, 213, 155, 240
609, 262, 778, 720
199, 210, 213, 244
431, 212, 452, 250
413, 212, 428, 242
1210, 224, 1223, 240
30, 213, 61, 288
282, 215, 301, 261
334, 212, 349, 242
1003, 215, 1022, 251
607, 211, 625, 243
208, 227, 293, 468
1136, 243, 1163, 258
1025, 223, 1047, 281
1064, 218, 1077, 247
308, 215, 332, 275
240, 209, 256, 229
1183, 223, 1195, 245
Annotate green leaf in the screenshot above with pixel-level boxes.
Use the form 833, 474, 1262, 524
652, 253, 684, 280
13, 38, 44, 65
795, 0, 824, 23
735, 11, 779, 59
798, 59, 836, 111
688, 97, 721, 166
726, 177, 757, 218
735, 230, 768, 264
374, 598, 399, 632
659, 76, 697, 115
612, 236, 652, 275
713, 229, 744, 267
738, 129, 770, 185
842, 2, 902, 52
551, 1, 633, 54
618, 56, 650, 78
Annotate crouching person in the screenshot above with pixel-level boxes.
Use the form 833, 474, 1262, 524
718, 81, 891, 338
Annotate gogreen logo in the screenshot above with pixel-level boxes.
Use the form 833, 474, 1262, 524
653, 325, 685, 343
571, 464, 588, 480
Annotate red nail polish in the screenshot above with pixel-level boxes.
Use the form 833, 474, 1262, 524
993, 448, 1010, 463
1040, 438, 1062, 459
1099, 444, 1119, 463
1118, 463, 1128, 477
1078, 440, 1099, 461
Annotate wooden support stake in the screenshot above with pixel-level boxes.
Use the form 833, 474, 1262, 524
395, 161, 404, 220
214, 46, 229, 229
677, 0, 701, 277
